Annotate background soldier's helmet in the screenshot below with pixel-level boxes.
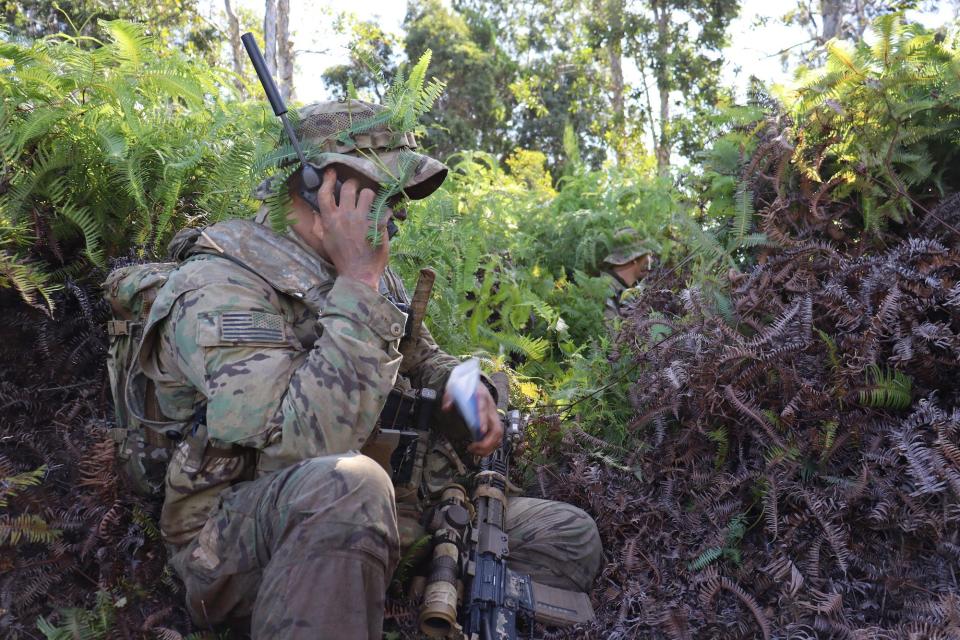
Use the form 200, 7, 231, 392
253, 99, 448, 201
602, 227, 654, 268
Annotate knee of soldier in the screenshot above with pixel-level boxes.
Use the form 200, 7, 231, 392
333, 453, 396, 506
289, 454, 399, 562
294, 453, 395, 513
562, 504, 601, 553
553, 503, 603, 585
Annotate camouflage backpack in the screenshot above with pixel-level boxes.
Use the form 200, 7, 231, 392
103, 262, 186, 496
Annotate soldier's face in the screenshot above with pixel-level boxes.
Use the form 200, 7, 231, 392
612, 256, 652, 288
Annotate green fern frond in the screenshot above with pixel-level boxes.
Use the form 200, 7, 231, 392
458, 243, 484, 294
94, 123, 127, 158
482, 327, 550, 361
858, 365, 912, 410
713, 289, 736, 327
7, 65, 61, 96
152, 171, 184, 254
825, 40, 863, 76
391, 534, 431, 588
0, 251, 59, 312
102, 19, 152, 67
707, 426, 729, 467
871, 13, 899, 63
417, 79, 446, 120
726, 514, 747, 545
36, 590, 115, 640
2, 145, 70, 219
59, 202, 105, 266
10, 106, 66, 155
140, 69, 204, 107
689, 547, 723, 571
689, 222, 727, 267
0, 513, 61, 546
366, 149, 418, 245
264, 164, 299, 232
200, 140, 257, 221
0, 464, 46, 508
815, 328, 840, 373
131, 506, 161, 541
335, 108, 395, 144
336, 49, 445, 146
820, 421, 838, 457
729, 186, 754, 248
250, 142, 298, 177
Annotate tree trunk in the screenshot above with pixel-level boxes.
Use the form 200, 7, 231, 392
223, 0, 246, 95
277, 0, 294, 101
264, 0, 277, 76
852, 0, 868, 39
820, 0, 844, 42
607, 0, 625, 164
654, 0, 671, 173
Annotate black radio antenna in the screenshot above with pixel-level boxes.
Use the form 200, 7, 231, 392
241, 32, 399, 239
241, 32, 321, 209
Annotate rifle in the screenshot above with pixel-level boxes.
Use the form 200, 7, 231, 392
419, 373, 595, 639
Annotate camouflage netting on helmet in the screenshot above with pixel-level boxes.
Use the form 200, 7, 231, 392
602, 227, 655, 267
297, 102, 379, 142
254, 99, 448, 203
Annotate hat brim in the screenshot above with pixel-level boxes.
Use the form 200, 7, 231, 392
253, 150, 448, 201
603, 248, 652, 267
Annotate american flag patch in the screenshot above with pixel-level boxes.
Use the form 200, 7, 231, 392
219, 311, 285, 343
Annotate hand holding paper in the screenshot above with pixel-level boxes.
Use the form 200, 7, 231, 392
442, 358, 503, 456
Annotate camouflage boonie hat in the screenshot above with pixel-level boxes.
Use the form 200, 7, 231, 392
253, 99, 448, 201
603, 227, 654, 267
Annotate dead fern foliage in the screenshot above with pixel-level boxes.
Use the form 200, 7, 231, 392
534, 113, 960, 638
0, 286, 190, 638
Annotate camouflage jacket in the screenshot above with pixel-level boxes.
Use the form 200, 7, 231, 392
138, 217, 468, 546
603, 273, 627, 323
604, 272, 647, 324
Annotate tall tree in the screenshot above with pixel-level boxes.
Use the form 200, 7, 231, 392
223, 0, 246, 95
264, 0, 277, 76
277, 0, 294, 100
628, 0, 740, 172
3, 0, 218, 59
781, 0, 940, 62
587, 0, 629, 163
262, 0, 293, 100
454, 0, 614, 170
455, 0, 739, 171
322, 16, 398, 102
404, 0, 518, 160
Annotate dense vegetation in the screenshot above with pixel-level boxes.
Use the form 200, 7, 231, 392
3, 5, 960, 640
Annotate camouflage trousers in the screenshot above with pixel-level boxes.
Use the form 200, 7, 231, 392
169, 453, 602, 639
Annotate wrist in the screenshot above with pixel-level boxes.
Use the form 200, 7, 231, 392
339, 269, 381, 290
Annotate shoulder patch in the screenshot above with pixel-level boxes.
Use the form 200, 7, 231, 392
196, 311, 290, 346
220, 311, 285, 342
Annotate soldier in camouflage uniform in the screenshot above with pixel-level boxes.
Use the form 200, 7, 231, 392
603, 227, 655, 323
136, 100, 602, 639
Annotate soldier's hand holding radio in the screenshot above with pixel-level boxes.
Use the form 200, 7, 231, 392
313, 167, 391, 291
